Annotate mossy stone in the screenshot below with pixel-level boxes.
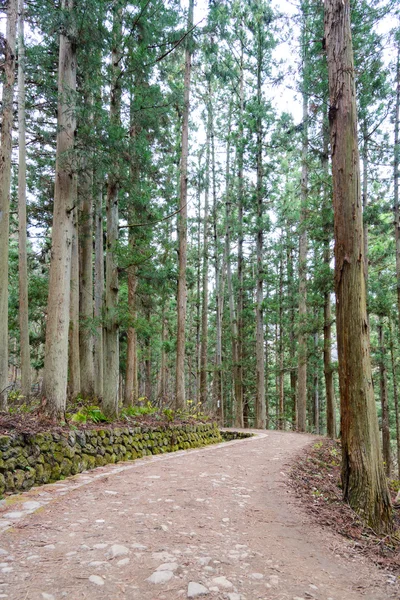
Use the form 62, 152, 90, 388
0, 436, 10, 450
51, 464, 61, 481
60, 458, 72, 477
14, 470, 26, 489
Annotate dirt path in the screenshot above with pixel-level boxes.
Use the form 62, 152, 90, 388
0, 430, 397, 600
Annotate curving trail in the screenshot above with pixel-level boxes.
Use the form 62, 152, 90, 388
0, 430, 397, 600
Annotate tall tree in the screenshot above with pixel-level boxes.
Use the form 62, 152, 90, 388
176, 0, 194, 409
17, 0, 31, 400
324, 0, 392, 532
0, 0, 17, 409
42, 0, 77, 418
103, 2, 122, 417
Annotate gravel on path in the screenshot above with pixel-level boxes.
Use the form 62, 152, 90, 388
0, 429, 397, 600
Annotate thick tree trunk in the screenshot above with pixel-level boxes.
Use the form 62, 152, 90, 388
378, 319, 391, 477
42, 0, 76, 418
0, 0, 17, 409
362, 120, 369, 286
175, 0, 194, 409
68, 203, 80, 398
322, 118, 335, 438
103, 7, 122, 417
297, 83, 309, 432
79, 164, 95, 398
17, 0, 30, 400
93, 187, 104, 399
325, 0, 392, 532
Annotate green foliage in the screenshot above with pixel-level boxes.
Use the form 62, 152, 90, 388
70, 406, 109, 424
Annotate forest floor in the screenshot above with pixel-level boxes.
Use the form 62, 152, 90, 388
0, 430, 398, 600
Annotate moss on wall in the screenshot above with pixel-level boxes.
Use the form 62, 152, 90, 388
0, 423, 222, 496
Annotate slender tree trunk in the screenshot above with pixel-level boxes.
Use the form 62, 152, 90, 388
199, 97, 211, 406
325, 0, 392, 532
17, 0, 30, 400
287, 238, 297, 430
211, 104, 223, 423
278, 248, 284, 430
362, 120, 369, 286
125, 261, 138, 406
93, 187, 104, 399
322, 118, 335, 438
176, 0, 194, 409
236, 37, 245, 428
394, 42, 400, 325
224, 102, 242, 427
68, 202, 80, 398
79, 156, 95, 398
195, 170, 201, 403
297, 70, 309, 432
42, 0, 76, 418
389, 320, 400, 479
103, 7, 122, 417
0, 0, 17, 409
378, 319, 391, 477
255, 27, 266, 430
313, 331, 320, 434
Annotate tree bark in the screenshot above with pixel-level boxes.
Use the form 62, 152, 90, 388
42, 0, 76, 418
378, 319, 391, 477
0, 0, 17, 409
175, 0, 194, 409
125, 260, 138, 406
389, 320, 400, 480
93, 187, 104, 399
394, 42, 400, 325
325, 0, 392, 532
68, 201, 80, 398
297, 71, 309, 433
255, 24, 266, 430
322, 117, 335, 438
17, 0, 30, 400
235, 37, 245, 428
79, 160, 95, 398
212, 103, 223, 423
199, 95, 211, 406
103, 6, 122, 417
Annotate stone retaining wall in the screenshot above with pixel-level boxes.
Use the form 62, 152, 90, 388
0, 422, 222, 496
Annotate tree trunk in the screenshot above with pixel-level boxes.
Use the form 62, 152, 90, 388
103, 6, 122, 417
297, 75, 309, 432
394, 42, 400, 325
124, 262, 138, 407
278, 247, 284, 430
378, 319, 391, 476
255, 26, 266, 430
322, 117, 335, 438
313, 330, 320, 434
68, 202, 80, 398
325, 0, 392, 532
0, 0, 17, 409
79, 161, 95, 398
287, 238, 297, 430
199, 95, 211, 406
235, 38, 245, 428
212, 103, 223, 423
17, 0, 30, 400
389, 320, 400, 479
42, 0, 76, 418
175, 0, 194, 409
93, 187, 104, 399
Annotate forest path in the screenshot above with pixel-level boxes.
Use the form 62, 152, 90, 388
0, 430, 397, 600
